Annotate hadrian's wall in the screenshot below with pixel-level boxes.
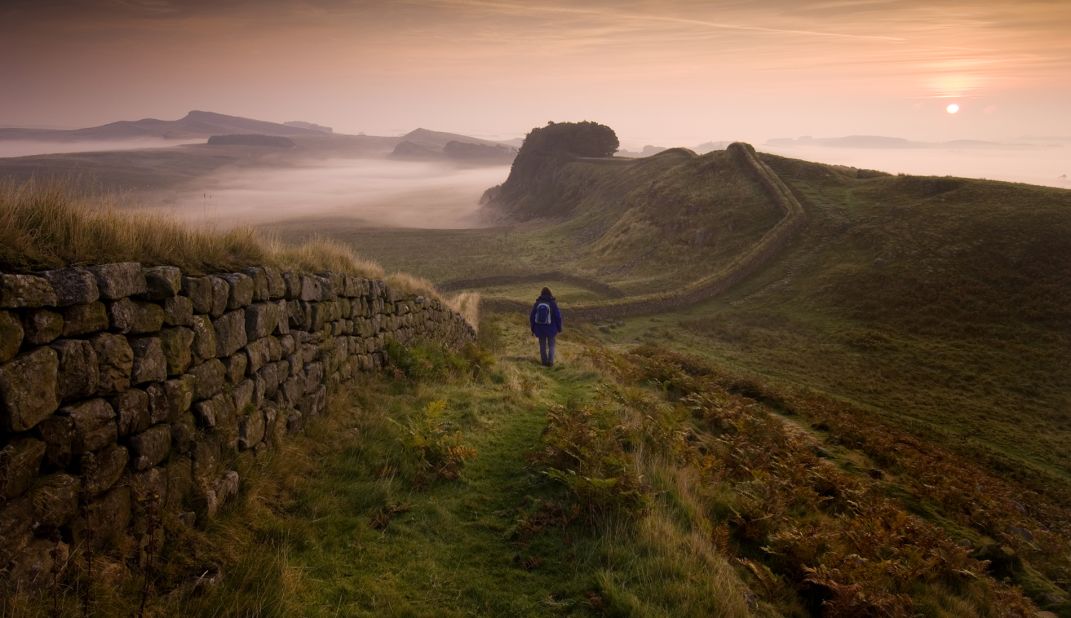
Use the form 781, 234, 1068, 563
0, 263, 475, 586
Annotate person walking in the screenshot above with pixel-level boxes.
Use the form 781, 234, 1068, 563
530, 287, 563, 367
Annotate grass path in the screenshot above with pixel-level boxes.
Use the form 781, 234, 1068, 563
254, 328, 610, 617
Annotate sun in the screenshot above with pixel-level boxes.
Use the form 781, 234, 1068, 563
946, 103, 960, 114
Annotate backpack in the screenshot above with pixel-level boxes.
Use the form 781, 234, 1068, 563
534, 302, 552, 325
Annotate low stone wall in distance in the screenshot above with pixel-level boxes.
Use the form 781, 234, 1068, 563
0, 263, 474, 586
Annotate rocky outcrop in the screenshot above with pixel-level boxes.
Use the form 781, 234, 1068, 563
0, 262, 474, 587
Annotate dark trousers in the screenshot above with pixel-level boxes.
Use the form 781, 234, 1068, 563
538, 336, 556, 366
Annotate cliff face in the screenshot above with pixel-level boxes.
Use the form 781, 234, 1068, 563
0, 263, 474, 585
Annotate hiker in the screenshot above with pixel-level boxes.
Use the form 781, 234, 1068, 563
530, 287, 563, 366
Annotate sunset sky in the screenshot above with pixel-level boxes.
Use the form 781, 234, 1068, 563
2, 0, 1069, 145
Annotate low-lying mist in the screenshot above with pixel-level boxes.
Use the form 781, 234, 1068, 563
152, 158, 509, 229
0, 138, 202, 158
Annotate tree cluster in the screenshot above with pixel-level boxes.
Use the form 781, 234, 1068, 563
519, 121, 619, 158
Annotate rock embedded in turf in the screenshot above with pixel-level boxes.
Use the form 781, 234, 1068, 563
41, 267, 99, 306
90, 263, 147, 300
0, 347, 60, 432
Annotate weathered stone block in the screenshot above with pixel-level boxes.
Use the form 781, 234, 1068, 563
90, 262, 146, 300
0, 347, 59, 432
213, 310, 247, 357
108, 298, 164, 334
221, 273, 254, 310
81, 444, 128, 496
305, 361, 324, 394
0, 438, 46, 500
191, 315, 218, 363
130, 466, 166, 533
181, 276, 214, 314
163, 376, 195, 420
264, 266, 286, 299
129, 426, 171, 471
210, 276, 230, 317
193, 392, 234, 430
188, 359, 226, 401
145, 382, 169, 424
68, 398, 117, 453
20, 309, 63, 345
131, 336, 166, 384
238, 410, 266, 450
162, 295, 193, 326
113, 389, 151, 437
273, 300, 290, 335
242, 267, 270, 302
224, 352, 248, 383
283, 271, 301, 299
52, 339, 99, 402
40, 268, 98, 307
171, 412, 197, 455
146, 328, 186, 379
233, 379, 255, 412
61, 301, 109, 337
245, 337, 271, 373
245, 302, 276, 340
144, 266, 182, 300
0, 274, 57, 309
0, 311, 24, 363
299, 275, 321, 301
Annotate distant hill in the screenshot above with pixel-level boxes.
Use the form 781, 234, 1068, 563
0, 110, 323, 142
284, 120, 332, 133
206, 134, 295, 147
390, 130, 517, 163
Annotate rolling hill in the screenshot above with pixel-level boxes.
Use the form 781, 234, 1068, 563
0, 110, 323, 142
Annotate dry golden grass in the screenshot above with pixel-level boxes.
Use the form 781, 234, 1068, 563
0, 180, 381, 278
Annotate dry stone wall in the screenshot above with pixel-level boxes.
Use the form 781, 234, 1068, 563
0, 263, 474, 586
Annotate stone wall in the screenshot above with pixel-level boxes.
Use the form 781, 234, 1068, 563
0, 263, 474, 586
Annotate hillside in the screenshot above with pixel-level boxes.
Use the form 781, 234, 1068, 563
0, 110, 322, 142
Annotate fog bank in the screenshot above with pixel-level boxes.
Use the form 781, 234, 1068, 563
154, 158, 509, 229
0, 138, 201, 158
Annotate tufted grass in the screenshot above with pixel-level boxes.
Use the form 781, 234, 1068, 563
0, 180, 384, 279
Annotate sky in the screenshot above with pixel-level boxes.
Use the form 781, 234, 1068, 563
2, 0, 1070, 145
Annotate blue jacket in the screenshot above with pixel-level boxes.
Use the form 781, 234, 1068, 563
530, 294, 562, 338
